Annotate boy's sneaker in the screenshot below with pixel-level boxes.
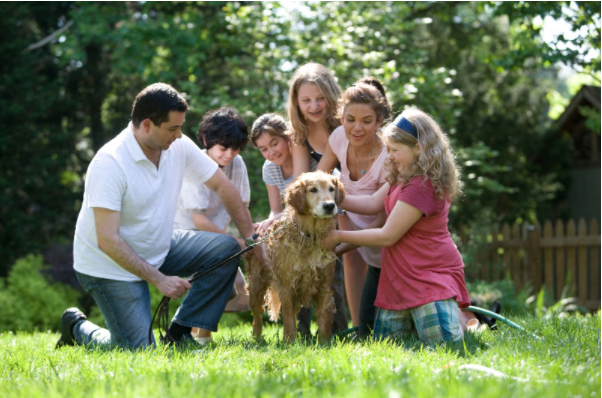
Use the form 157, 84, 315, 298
194, 336, 212, 345
488, 301, 502, 331
56, 307, 87, 348
160, 333, 206, 349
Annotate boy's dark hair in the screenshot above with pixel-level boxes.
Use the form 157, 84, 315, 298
198, 107, 249, 151
131, 83, 189, 128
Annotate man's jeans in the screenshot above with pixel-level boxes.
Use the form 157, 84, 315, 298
73, 230, 240, 349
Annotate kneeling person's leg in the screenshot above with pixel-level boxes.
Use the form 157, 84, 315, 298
411, 299, 463, 344
75, 272, 154, 349
161, 230, 240, 332
373, 307, 413, 340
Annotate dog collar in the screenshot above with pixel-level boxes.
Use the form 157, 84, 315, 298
292, 219, 312, 241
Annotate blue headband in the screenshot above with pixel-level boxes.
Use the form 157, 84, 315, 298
394, 115, 418, 138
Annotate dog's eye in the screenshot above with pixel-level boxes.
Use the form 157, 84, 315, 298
309, 187, 318, 193
329, 187, 334, 192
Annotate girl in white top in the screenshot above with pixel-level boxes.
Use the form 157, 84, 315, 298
317, 77, 392, 336
250, 113, 317, 219
252, 113, 348, 335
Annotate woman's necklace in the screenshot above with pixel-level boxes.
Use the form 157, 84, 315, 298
352, 139, 381, 175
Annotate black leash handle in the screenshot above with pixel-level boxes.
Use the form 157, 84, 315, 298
149, 234, 259, 345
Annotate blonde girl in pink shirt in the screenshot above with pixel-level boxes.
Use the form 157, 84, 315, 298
326, 108, 479, 343
317, 77, 392, 337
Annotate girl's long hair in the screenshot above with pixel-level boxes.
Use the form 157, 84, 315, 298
383, 107, 462, 200
287, 63, 341, 145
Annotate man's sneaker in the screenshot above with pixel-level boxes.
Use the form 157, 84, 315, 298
56, 307, 87, 348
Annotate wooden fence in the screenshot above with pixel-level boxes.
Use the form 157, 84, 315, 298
461, 218, 601, 310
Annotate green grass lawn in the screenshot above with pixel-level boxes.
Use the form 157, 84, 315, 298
1, 313, 600, 398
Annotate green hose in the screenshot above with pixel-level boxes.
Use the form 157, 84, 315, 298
334, 306, 542, 340
335, 326, 359, 337
463, 305, 542, 340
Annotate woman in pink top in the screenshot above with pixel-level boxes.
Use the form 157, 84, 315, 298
326, 107, 473, 344
317, 77, 392, 337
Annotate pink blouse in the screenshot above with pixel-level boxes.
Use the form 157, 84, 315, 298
376, 177, 470, 310
329, 126, 388, 267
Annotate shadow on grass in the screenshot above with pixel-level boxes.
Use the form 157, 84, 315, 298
159, 326, 493, 359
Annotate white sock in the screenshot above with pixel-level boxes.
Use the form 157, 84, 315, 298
194, 336, 212, 345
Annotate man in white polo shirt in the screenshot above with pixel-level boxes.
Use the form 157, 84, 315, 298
56, 83, 263, 349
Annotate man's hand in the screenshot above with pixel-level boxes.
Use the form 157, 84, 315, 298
205, 169, 256, 245
156, 276, 191, 300
94, 207, 184, 294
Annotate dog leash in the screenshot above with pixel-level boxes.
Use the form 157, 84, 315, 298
149, 224, 287, 345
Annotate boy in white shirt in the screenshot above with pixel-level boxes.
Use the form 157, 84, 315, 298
174, 107, 252, 344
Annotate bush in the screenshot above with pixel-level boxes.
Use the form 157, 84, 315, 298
0, 254, 81, 332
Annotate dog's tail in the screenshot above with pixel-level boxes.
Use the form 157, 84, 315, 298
266, 286, 281, 322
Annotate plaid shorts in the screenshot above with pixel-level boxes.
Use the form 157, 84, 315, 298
373, 299, 463, 344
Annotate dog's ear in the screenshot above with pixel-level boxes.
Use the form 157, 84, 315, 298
286, 179, 306, 214
333, 177, 345, 206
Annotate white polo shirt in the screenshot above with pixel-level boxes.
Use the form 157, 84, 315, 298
73, 124, 218, 281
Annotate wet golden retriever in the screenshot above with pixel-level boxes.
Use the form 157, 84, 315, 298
245, 171, 345, 342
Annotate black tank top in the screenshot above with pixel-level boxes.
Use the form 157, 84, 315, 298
305, 139, 340, 170
305, 139, 322, 162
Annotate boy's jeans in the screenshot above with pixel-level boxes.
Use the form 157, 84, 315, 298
73, 230, 240, 349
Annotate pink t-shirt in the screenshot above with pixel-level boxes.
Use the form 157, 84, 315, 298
329, 126, 388, 267
375, 176, 470, 310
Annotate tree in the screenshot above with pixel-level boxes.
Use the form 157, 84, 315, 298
0, 3, 84, 274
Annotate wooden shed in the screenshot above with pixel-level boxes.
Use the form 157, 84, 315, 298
556, 85, 601, 223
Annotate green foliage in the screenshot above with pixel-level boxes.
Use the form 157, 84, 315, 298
579, 106, 602, 134
492, 1, 601, 76
1, 313, 600, 397
525, 281, 590, 319
0, 3, 85, 274
0, 255, 80, 332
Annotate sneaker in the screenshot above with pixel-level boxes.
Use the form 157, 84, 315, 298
194, 336, 212, 345
488, 301, 502, 331
56, 307, 87, 348
470, 301, 502, 331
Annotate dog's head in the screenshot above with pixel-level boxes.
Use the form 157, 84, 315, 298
285, 171, 346, 218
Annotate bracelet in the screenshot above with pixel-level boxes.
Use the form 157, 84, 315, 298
244, 234, 259, 247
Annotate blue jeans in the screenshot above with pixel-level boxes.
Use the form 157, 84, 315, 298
73, 230, 240, 349
358, 265, 381, 337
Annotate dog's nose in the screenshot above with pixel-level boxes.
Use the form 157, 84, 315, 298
323, 202, 335, 213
